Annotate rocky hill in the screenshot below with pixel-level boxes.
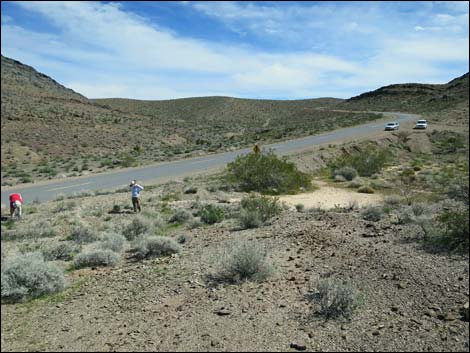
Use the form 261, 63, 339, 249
340, 73, 469, 113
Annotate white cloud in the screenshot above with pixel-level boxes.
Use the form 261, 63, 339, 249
1, 1, 468, 100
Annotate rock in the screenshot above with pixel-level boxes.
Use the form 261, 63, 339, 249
290, 342, 307, 351
461, 302, 469, 321
426, 310, 438, 318
372, 330, 380, 336
444, 313, 457, 322
214, 308, 231, 316
398, 282, 407, 289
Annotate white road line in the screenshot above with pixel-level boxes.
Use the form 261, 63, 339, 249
46, 182, 92, 191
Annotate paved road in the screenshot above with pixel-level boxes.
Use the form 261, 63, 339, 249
1, 112, 418, 205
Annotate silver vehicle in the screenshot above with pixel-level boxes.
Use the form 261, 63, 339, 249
384, 122, 400, 131
414, 119, 428, 129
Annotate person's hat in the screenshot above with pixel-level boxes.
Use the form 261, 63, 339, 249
130, 180, 136, 185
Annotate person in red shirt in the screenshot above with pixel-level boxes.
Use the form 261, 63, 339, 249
9, 193, 23, 218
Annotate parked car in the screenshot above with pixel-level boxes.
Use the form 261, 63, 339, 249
414, 119, 428, 129
384, 122, 400, 131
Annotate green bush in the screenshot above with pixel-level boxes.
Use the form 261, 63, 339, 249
329, 145, 394, 177
226, 150, 311, 194
212, 238, 274, 283
333, 167, 358, 181
132, 236, 181, 259
1, 252, 66, 302
429, 209, 469, 253
73, 249, 119, 269
200, 204, 225, 224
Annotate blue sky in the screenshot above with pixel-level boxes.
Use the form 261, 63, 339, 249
1, 1, 469, 100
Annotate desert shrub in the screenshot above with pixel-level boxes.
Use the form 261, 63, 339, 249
187, 218, 203, 229
123, 217, 153, 241
361, 206, 383, 222
212, 238, 273, 283
411, 203, 427, 217
295, 204, 305, 212
329, 145, 394, 177
10, 221, 57, 241
132, 236, 181, 259
308, 278, 358, 319
184, 186, 198, 194
54, 201, 77, 213
73, 249, 119, 269
68, 225, 99, 244
169, 209, 193, 224
347, 177, 363, 188
384, 195, 402, 207
239, 210, 263, 229
111, 204, 121, 213
357, 186, 375, 194
394, 205, 414, 224
200, 204, 225, 224
177, 233, 192, 244
426, 209, 469, 253
333, 167, 358, 181
1, 252, 66, 303
226, 150, 311, 194
238, 194, 282, 229
97, 232, 126, 252
334, 175, 347, 183
41, 242, 80, 261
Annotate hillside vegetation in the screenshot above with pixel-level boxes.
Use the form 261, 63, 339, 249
2, 55, 383, 186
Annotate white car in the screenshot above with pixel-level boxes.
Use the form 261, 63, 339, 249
385, 122, 400, 131
414, 119, 428, 129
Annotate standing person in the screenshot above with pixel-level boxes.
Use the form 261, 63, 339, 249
129, 180, 144, 213
9, 193, 23, 219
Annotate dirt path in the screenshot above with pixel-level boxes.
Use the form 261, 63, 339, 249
279, 181, 383, 209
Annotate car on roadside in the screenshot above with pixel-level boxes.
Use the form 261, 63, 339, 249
384, 122, 400, 131
414, 119, 428, 129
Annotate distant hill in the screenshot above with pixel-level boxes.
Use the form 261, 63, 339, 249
340, 73, 469, 113
2, 53, 467, 186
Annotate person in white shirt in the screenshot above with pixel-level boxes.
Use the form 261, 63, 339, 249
129, 180, 144, 212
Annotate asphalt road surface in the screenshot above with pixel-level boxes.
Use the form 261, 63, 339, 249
1, 112, 418, 205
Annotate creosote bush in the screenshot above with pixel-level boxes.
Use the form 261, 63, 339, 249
212, 238, 274, 283
1, 252, 66, 302
226, 150, 311, 194
329, 145, 394, 177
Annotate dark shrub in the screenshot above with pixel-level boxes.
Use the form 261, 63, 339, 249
200, 204, 225, 224
226, 150, 311, 194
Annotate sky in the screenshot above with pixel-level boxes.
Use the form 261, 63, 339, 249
1, 1, 469, 100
